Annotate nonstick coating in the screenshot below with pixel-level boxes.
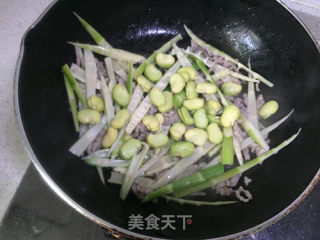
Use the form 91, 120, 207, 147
16, 0, 320, 239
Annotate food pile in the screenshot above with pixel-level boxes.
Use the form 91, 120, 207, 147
62, 14, 300, 205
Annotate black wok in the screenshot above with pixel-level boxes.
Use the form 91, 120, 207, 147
15, 0, 320, 239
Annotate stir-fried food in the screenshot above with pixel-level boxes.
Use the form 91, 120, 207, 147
62, 14, 301, 206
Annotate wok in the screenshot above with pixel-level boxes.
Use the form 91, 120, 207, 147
14, 0, 320, 239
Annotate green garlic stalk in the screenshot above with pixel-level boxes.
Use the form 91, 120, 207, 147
143, 164, 224, 202
70, 42, 145, 64
184, 25, 273, 87
175, 129, 301, 198
221, 127, 234, 165
74, 13, 112, 48
62, 64, 87, 108
162, 196, 237, 206
63, 74, 80, 132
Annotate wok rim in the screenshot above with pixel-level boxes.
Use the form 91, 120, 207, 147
13, 0, 320, 239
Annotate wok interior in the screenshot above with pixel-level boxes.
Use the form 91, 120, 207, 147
18, 0, 320, 238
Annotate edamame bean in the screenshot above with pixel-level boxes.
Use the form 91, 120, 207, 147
119, 138, 142, 160
142, 115, 160, 132
147, 133, 169, 148
183, 98, 204, 110
179, 72, 190, 82
137, 75, 153, 93
169, 73, 185, 94
102, 127, 118, 148
196, 82, 218, 94
150, 87, 166, 107
220, 105, 240, 127
221, 82, 242, 96
173, 91, 186, 108
207, 114, 221, 125
207, 123, 223, 144
170, 122, 186, 141
213, 69, 229, 80
155, 113, 164, 125
87, 95, 105, 112
144, 64, 162, 82
112, 84, 130, 107
259, 100, 279, 119
185, 81, 198, 99
178, 66, 197, 80
78, 109, 101, 124
158, 91, 173, 112
155, 53, 175, 68
206, 100, 221, 115
178, 106, 194, 125
169, 141, 195, 158
185, 128, 208, 146
111, 109, 130, 129
194, 108, 209, 129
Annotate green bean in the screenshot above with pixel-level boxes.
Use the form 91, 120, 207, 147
112, 84, 130, 107
169, 141, 195, 158
155, 113, 164, 125
178, 106, 194, 125
169, 73, 185, 94
136, 75, 153, 93
177, 66, 197, 80
170, 122, 186, 141
102, 127, 118, 148
144, 64, 162, 82
143, 164, 224, 202
259, 100, 279, 119
207, 114, 221, 125
158, 91, 173, 112
111, 109, 130, 129
147, 133, 169, 148
185, 81, 198, 99
87, 95, 105, 112
78, 109, 101, 124
173, 91, 186, 108
206, 100, 221, 115
207, 123, 223, 144
185, 128, 208, 146
183, 98, 204, 110
149, 87, 166, 107
220, 105, 240, 128
119, 138, 142, 160
142, 115, 160, 132
194, 109, 209, 129
134, 34, 182, 79
178, 71, 191, 82
196, 82, 218, 94
155, 53, 175, 68
221, 82, 242, 96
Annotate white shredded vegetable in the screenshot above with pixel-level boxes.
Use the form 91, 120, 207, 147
84, 49, 97, 98
126, 61, 181, 134
69, 116, 107, 157
100, 74, 115, 123
151, 142, 215, 190
104, 57, 117, 90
